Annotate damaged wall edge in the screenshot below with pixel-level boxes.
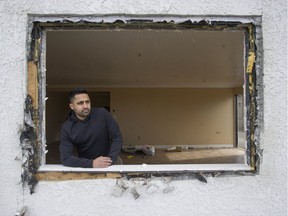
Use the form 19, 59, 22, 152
20, 95, 40, 194
20, 20, 44, 194
23, 15, 263, 193
28, 14, 262, 26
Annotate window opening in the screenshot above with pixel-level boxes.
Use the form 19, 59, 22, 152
25, 16, 262, 181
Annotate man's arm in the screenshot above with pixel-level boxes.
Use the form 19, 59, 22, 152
103, 110, 123, 164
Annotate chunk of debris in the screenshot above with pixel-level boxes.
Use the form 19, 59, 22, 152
165, 145, 188, 152
194, 173, 207, 183
15, 206, 26, 216
163, 186, 175, 193
166, 146, 181, 152
122, 145, 155, 156
146, 184, 158, 194
131, 187, 140, 199
111, 184, 124, 197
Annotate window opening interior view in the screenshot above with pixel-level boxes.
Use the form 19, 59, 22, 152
45, 27, 247, 165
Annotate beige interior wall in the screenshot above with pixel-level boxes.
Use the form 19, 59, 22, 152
111, 88, 235, 146
234, 86, 244, 95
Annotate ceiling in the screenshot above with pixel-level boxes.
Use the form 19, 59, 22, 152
46, 29, 245, 90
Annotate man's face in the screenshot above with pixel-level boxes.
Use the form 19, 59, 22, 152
69, 93, 91, 120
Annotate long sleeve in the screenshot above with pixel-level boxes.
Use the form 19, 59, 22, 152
59, 126, 93, 168
104, 110, 123, 164
59, 108, 123, 168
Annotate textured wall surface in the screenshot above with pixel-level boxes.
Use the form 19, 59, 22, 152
0, 0, 287, 216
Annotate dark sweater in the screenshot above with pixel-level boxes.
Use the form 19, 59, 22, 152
60, 108, 123, 168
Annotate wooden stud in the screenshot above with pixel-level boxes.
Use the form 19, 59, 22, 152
35, 172, 122, 181
28, 61, 38, 108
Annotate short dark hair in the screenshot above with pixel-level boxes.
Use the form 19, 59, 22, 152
69, 87, 88, 102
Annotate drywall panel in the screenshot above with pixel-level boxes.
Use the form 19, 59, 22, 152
111, 88, 235, 146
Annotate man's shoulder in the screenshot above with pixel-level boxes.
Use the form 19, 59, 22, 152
90, 108, 111, 121
62, 111, 78, 125
91, 107, 109, 115
61, 117, 74, 129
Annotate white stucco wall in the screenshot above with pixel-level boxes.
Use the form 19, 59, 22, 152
0, 0, 287, 216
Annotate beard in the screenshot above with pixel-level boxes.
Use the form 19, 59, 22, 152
81, 108, 90, 116
75, 108, 90, 119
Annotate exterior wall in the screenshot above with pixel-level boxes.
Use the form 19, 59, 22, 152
0, 0, 286, 216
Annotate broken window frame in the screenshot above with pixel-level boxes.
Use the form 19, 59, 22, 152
24, 15, 263, 185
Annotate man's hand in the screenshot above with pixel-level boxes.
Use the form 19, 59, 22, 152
92, 156, 112, 168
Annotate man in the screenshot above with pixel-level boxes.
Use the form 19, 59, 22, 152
59, 88, 123, 168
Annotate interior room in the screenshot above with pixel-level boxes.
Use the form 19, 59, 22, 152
45, 28, 246, 165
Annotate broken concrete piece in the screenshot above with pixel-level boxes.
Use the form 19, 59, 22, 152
163, 186, 175, 193
111, 184, 124, 197
146, 184, 158, 194
131, 187, 140, 199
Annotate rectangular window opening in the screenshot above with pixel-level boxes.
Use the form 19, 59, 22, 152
27, 16, 262, 176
